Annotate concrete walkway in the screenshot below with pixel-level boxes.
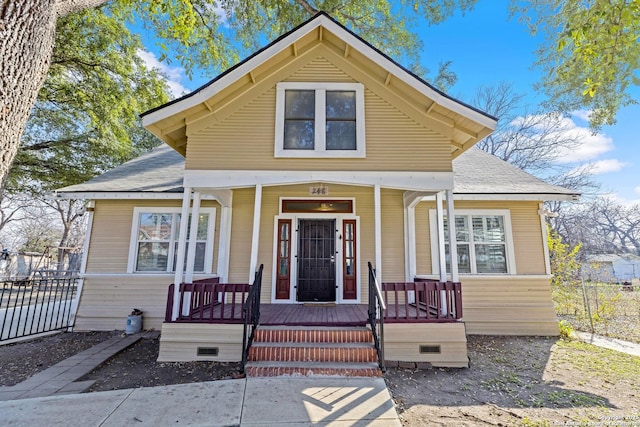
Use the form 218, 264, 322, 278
0, 332, 400, 426
0, 377, 400, 426
0, 331, 159, 401
575, 331, 640, 357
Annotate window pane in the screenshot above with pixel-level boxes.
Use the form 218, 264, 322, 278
136, 242, 169, 271
139, 213, 173, 240
445, 244, 471, 274
475, 244, 507, 273
172, 242, 206, 272
279, 258, 288, 276
284, 120, 315, 149
326, 121, 356, 150
285, 90, 315, 118
473, 216, 505, 242
326, 91, 356, 119
175, 214, 209, 240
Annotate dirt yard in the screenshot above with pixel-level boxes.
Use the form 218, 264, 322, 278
1, 332, 639, 426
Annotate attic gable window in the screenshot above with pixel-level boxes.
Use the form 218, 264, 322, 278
275, 82, 365, 158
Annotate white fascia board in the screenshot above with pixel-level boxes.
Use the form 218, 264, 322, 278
142, 15, 495, 131
142, 19, 327, 127
184, 170, 454, 192
54, 192, 217, 201
317, 18, 496, 130
453, 193, 580, 202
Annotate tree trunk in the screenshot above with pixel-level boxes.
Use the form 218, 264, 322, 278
0, 0, 108, 202
0, 1, 58, 199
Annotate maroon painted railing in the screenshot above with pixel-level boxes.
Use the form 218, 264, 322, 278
165, 277, 256, 323
382, 281, 462, 323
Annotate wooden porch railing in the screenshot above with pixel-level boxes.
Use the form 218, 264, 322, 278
382, 280, 462, 323
165, 277, 253, 323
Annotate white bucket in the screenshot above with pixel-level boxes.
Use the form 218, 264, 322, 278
125, 314, 142, 334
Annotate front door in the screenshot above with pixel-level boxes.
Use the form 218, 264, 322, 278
297, 219, 336, 302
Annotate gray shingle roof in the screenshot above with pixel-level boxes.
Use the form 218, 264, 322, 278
452, 147, 578, 196
57, 144, 184, 193
56, 145, 578, 198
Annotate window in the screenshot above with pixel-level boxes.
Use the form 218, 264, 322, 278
430, 210, 515, 274
128, 208, 215, 273
275, 82, 365, 158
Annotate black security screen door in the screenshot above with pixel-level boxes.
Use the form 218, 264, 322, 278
297, 219, 336, 302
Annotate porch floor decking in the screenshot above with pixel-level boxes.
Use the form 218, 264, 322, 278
260, 304, 369, 326
178, 303, 456, 325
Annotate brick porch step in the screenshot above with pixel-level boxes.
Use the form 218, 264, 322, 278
246, 326, 382, 377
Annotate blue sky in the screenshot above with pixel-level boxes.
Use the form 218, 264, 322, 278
137, 1, 639, 204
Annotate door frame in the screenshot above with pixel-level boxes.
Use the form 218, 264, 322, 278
271, 210, 361, 304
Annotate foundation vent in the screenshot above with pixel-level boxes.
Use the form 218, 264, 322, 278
419, 345, 441, 354
197, 347, 219, 356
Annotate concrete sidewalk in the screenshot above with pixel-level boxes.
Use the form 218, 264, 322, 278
575, 331, 640, 357
0, 377, 401, 426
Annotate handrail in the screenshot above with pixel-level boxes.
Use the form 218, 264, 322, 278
367, 262, 385, 372
241, 264, 263, 373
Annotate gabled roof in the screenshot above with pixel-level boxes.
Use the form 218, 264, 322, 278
56, 145, 578, 201
141, 12, 496, 157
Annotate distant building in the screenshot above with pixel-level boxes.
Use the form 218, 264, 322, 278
584, 254, 640, 283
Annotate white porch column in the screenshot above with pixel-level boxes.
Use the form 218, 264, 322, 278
184, 191, 201, 284
69, 201, 95, 330
173, 187, 192, 321
435, 191, 448, 316
435, 191, 447, 282
374, 184, 382, 280
539, 203, 552, 275
217, 205, 233, 283
249, 184, 262, 282
445, 189, 459, 282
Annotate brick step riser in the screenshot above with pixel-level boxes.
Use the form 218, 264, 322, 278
245, 366, 382, 378
248, 346, 378, 363
254, 329, 372, 344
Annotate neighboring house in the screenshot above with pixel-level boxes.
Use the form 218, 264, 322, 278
584, 254, 640, 283
56, 13, 578, 373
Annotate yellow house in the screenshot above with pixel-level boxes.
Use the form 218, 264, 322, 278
56, 13, 578, 375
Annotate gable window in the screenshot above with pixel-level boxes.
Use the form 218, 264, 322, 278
128, 207, 216, 273
275, 82, 365, 158
430, 210, 515, 274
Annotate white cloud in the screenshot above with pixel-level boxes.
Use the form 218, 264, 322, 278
570, 110, 592, 123
589, 159, 629, 175
636, 186, 640, 195
137, 49, 189, 98
511, 113, 614, 163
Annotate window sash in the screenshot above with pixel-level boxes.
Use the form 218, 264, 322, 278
130, 208, 215, 274
435, 211, 512, 275
275, 82, 365, 158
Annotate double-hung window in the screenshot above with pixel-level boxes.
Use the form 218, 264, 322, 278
275, 82, 365, 158
128, 207, 216, 273
430, 210, 515, 274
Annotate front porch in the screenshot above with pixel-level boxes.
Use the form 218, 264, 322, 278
164, 279, 463, 326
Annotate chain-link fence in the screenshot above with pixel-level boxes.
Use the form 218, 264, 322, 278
553, 280, 640, 343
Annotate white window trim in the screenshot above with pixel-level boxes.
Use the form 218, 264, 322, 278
429, 209, 517, 275
274, 82, 366, 158
127, 207, 216, 274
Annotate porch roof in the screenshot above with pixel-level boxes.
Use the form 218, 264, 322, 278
55, 145, 579, 201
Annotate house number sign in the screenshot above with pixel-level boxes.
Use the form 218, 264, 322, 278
309, 186, 329, 196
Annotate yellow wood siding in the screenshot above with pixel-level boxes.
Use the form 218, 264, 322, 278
158, 323, 244, 362
380, 189, 406, 281
86, 199, 221, 273
384, 323, 468, 368
74, 275, 172, 331
253, 183, 376, 304
185, 53, 451, 172
414, 200, 546, 275
228, 188, 255, 283
462, 276, 559, 335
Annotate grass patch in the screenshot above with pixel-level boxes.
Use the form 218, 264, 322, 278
554, 340, 640, 390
